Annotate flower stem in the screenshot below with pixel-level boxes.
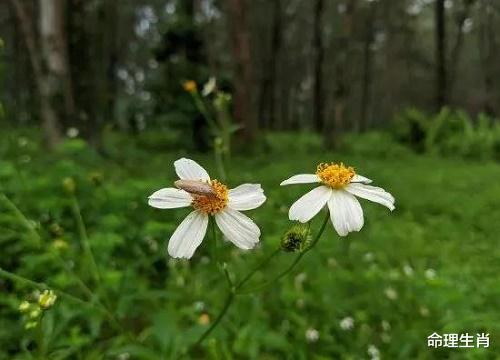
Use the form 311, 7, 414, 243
0, 267, 124, 334
189, 211, 331, 350
191, 292, 235, 349
238, 211, 330, 294
235, 247, 281, 290
0, 193, 41, 247
69, 195, 101, 286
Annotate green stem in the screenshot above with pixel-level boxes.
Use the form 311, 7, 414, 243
210, 217, 232, 288
238, 211, 330, 294
0, 267, 124, 334
70, 196, 101, 285
36, 317, 45, 359
0, 194, 41, 247
188, 211, 331, 350
214, 147, 227, 181
235, 247, 281, 291
191, 92, 218, 133
0, 267, 91, 309
191, 292, 235, 349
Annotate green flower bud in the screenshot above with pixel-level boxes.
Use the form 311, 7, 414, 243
62, 177, 76, 195
281, 224, 311, 252
38, 290, 57, 309
29, 308, 41, 319
18, 301, 30, 313
25, 321, 38, 330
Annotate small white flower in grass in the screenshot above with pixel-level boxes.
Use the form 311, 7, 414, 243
425, 268, 436, 280
340, 316, 354, 331
384, 287, 398, 300
368, 344, 380, 360
148, 158, 266, 259
281, 162, 395, 236
305, 328, 320, 343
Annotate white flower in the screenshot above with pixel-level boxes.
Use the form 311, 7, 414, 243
425, 268, 436, 280
148, 158, 266, 259
305, 328, 320, 343
367, 344, 380, 360
202, 77, 217, 96
339, 316, 354, 330
280, 162, 395, 236
384, 287, 398, 300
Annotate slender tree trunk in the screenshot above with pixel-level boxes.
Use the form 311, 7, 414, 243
478, 0, 497, 115
325, 0, 356, 148
360, 1, 376, 132
435, 0, 447, 109
9, 0, 63, 148
448, 0, 474, 99
227, 0, 256, 141
258, 0, 281, 130
312, 0, 325, 133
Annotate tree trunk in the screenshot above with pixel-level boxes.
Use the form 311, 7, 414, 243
9, 0, 64, 148
478, 0, 497, 115
360, 1, 376, 132
312, 0, 325, 133
257, 0, 281, 130
448, 0, 474, 99
325, 0, 356, 148
227, 0, 256, 141
435, 0, 447, 109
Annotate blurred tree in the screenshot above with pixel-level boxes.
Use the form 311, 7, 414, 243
9, 0, 70, 148
312, 0, 325, 133
435, 0, 448, 109
227, 0, 256, 141
325, 0, 357, 149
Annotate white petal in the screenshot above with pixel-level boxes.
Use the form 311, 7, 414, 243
215, 208, 260, 250
351, 174, 372, 184
328, 190, 364, 237
345, 183, 395, 211
148, 188, 192, 209
174, 158, 210, 181
168, 211, 208, 259
288, 186, 332, 223
280, 174, 320, 186
228, 184, 266, 211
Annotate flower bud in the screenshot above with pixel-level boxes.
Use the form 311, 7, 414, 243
62, 177, 76, 195
38, 290, 57, 309
182, 80, 197, 93
25, 321, 38, 330
281, 224, 311, 252
18, 301, 30, 313
29, 308, 41, 319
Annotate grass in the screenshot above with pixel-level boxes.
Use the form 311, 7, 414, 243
0, 130, 499, 359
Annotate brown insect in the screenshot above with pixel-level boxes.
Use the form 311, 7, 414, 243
174, 180, 217, 197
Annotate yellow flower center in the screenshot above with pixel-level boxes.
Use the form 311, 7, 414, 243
192, 180, 228, 214
316, 162, 355, 189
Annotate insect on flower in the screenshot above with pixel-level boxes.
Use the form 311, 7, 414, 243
148, 158, 266, 259
281, 162, 395, 236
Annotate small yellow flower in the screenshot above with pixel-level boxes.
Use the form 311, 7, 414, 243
62, 177, 76, 195
18, 301, 30, 313
29, 308, 41, 319
25, 321, 38, 330
182, 80, 197, 93
38, 290, 57, 309
198, 313, 210, 325
51, 238, 69, 251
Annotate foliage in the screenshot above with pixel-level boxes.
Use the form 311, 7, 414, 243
0, 130, 499, 359
392, 107, 500, 160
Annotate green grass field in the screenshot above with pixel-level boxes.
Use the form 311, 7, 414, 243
1, 131, 499, 359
